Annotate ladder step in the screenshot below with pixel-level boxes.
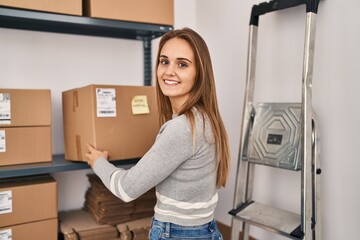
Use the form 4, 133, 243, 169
231, 202, 303, 239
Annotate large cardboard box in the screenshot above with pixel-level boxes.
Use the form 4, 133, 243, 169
0, 89, 51, 127
0, 218, 58, 240
62, 85, 159, 161
84, 0, 174, 26
0, 0, 82, 16
0, 126, 52, 166
0, 175, 58, 228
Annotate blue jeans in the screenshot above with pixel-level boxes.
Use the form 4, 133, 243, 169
149, 218, 223, 240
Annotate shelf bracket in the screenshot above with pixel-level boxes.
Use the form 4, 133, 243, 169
143, 37, 152, 86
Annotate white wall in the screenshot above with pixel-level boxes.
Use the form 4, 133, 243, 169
1, 0, 359, 239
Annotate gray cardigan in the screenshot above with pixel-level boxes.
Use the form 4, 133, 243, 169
93, 109, 218, 226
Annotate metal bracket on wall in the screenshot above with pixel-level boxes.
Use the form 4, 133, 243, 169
143, 37, 153, 86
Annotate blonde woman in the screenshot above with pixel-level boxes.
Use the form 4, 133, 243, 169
86, 27, 230, 239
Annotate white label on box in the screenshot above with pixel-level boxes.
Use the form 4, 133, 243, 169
0, 229, 12, 240
0, 130, 5, 153
0, 190, 12, 215
0, 93, 11, 124
132, 95, 150, 115
96, 88, 116, 117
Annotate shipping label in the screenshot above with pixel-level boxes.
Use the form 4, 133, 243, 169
96, 88, 116, 117
0, 190, 12, 215
0, 130, 5, 153
0, 93, 11, 124
0, 229, 12, 240
131, 95, 150, 115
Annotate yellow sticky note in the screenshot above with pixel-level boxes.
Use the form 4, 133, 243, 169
131, 95, 150, 115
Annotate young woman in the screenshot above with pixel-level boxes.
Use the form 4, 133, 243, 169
85, 27, 230, 240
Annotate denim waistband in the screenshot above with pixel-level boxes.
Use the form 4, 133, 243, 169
152, 218, 215, 229
151, 218, 218, 238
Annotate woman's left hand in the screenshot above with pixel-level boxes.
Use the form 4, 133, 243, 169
85, 143, 109, 168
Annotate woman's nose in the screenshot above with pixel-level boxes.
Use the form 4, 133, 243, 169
165, 64, 176, 76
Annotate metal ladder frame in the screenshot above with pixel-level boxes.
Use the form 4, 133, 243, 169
229, 0, 321, 239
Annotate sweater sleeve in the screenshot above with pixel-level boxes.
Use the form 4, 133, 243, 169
93, 115, 194, 202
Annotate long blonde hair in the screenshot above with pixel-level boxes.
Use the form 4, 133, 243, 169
155, 28, 230, 188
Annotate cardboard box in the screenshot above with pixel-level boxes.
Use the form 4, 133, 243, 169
59, 209, 119, 240
0, 175, 57, 228
0, 126, 52, 166
84, 0, 174, 26
0, 218, 58, 240
62, 85, 159, 161
0, 89, 51, 127
0, 0, 82, 16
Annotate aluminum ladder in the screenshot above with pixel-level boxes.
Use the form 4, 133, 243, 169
229, 1, 321, 239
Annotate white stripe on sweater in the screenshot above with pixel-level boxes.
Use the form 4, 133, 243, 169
110, 170, 134, 202
154, 205, 214, 220
156, 192, 218, 210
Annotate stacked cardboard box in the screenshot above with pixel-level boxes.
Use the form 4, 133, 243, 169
0, 175, 58, 240
62, 85, 159, 162
117, 217, 152, 240
83, 0, 174, 26
59, 209, 119, 240
0, 0, 82, 16
84, 174, 156, 225
59, 209, 152, 240
0, 89, 52, 166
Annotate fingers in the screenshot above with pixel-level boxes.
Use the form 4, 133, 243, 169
85, 144, 110, 168
85, 143, 95, 153
85, 143, 96, 167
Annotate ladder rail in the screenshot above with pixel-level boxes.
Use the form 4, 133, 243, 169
301, 11, 317, 238
312, 113, 321, 240
231, 24, 258, 240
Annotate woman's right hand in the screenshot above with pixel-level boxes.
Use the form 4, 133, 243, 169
85, 143, 109, 168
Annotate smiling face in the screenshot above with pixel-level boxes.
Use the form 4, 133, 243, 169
157, 37, 197, 114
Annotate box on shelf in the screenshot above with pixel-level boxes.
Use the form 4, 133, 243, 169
0, 175, 57, 228
0, 89, 51, 127
62, 84, 159, 161
0, 126, 52, 166
0, 88, 52, 166
84, 0, 174, 26
0, 0, 82, 16
0, 218, 58, 240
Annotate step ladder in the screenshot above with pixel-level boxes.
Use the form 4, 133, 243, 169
229, 1, 321, 239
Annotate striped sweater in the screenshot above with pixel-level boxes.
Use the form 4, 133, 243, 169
93, 110, 218, 226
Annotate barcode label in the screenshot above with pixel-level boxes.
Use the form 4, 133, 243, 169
0, 93, 10, 102
96, 88, 116, 117
0, 93, 11, 124
0, 229, 12, 240
0, 190, 12, 215
0, 130, 5, 153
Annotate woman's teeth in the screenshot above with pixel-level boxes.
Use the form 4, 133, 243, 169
164, 79, 179, 85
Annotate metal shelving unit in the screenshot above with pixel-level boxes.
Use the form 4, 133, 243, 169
0, 6, 172, 179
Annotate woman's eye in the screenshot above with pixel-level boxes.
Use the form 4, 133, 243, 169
160, 59, 169, 65
178, 62, 188, 68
